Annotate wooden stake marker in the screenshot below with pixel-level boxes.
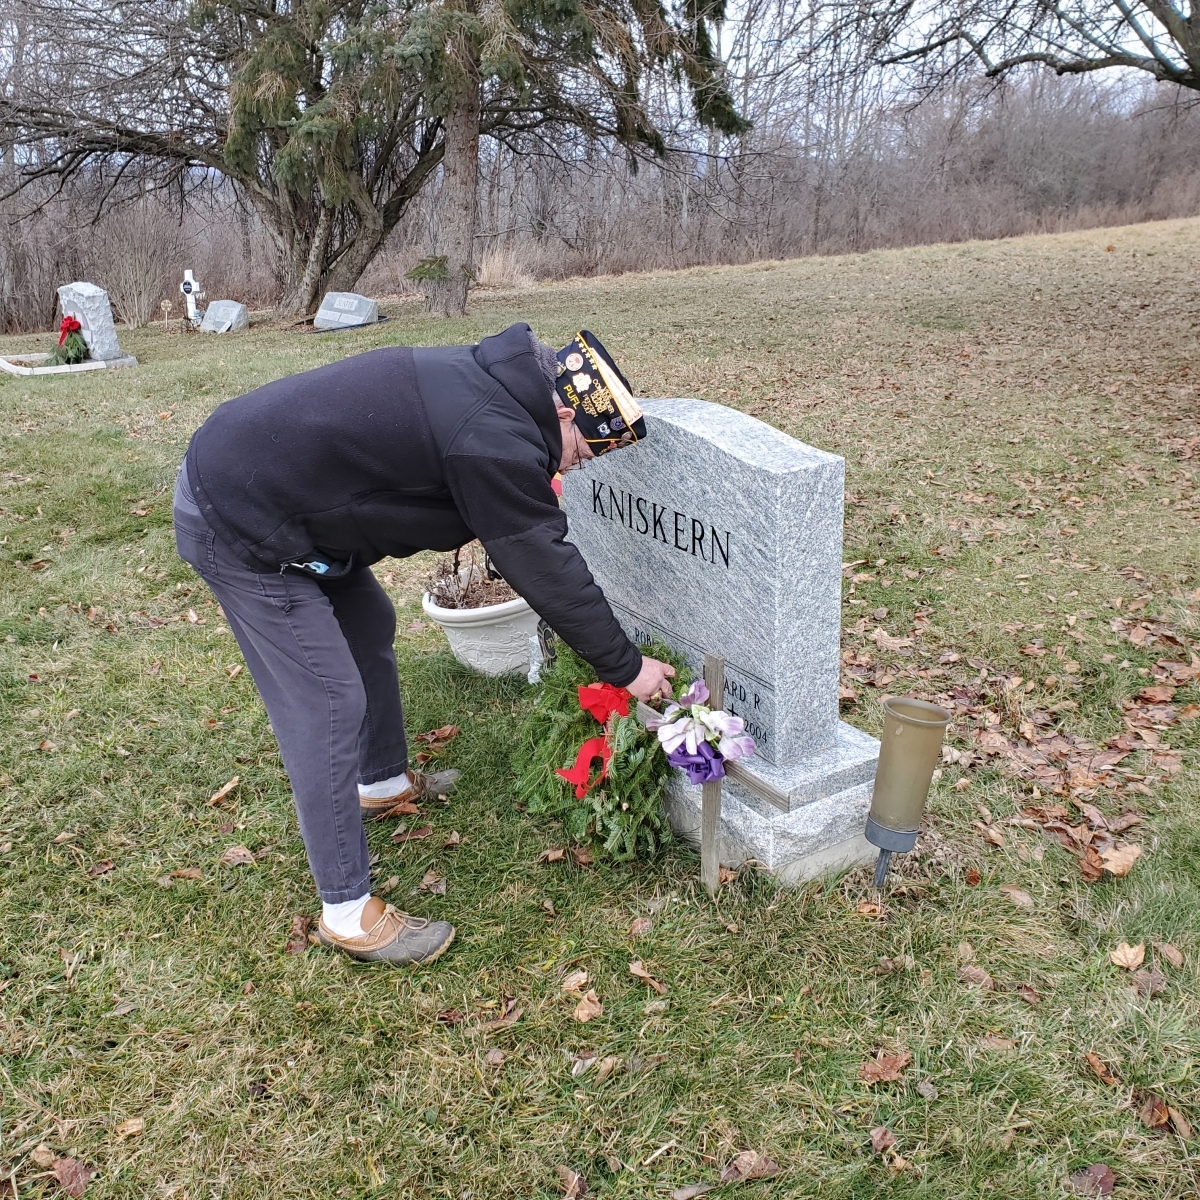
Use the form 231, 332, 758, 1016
637, 652, 784, 897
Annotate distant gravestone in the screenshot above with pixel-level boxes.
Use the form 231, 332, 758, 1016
57, 282, 122, 362
562, 398, 880, 882
200, 300, 249, 334
314, 291, 378, 331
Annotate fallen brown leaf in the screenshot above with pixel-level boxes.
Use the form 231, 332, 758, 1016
594, 1055, 621, 1082
570, 846, 594, 866
419, 870, 447, 895
442, 830, 461, 847
1140, 1093, 1170, 1129
114, 1117, 144, 1139
207, 775, 239, 806
87, 859, 115, 877
965, 867, 981, 886
556, 1165, 588, 1199
436, 1008, 465, 1026
561, 969, 589, 995
974, 820, 1006, 848
171, 866, 203, 881
999, 883, 1034, 907
628, 959, 668, 994
718, 865, 738, 885
670, 1187, 716, 1200
859, 1049, 911, 1083
916, 1079, 939, 1100
1085, 1051, 1120, 1086
30, 1145, 55, 1168
855, 898, 883, 918
1168, 1107, 1194, 1140
476, 995, 522, 1031
1155, 942, 1184, 969
485, 1047, 506, 1066
538, 847, 566, 863
629, 916, 653, 937
219, 844, 255, 867
1017, 984, 1041, 1006
1132, 967, 1165, 998
958, 964, 995, 990
980, 1033, 1018, 1050
1107, 811, 1144, 834
391, 825, 433, 844
285, 914, 312, 955
870, 1126, 897, 1154
382, 800, 422, 817
1079, 844, 1105, 882
52, 1157, 95, 1198
416, 724, 460, 749
541, 898, 556, 915
1101, 843, 1143, 877
1110, 942, 1145, 970
1068, 1164, 1116, 1197
720, 1150, 781, 1182
1136, 685, 1175, 703
573, 989, 603, 1022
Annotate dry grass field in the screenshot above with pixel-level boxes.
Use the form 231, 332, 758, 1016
0, 218, 1197, 1198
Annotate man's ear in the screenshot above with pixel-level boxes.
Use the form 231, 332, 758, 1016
556, 404, 576, 427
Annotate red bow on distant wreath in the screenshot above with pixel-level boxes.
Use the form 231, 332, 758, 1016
576, 682, 630, 722
555, 736, 613, 799
58, 316, 81, 346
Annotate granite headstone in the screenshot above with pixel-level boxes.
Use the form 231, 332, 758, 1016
57, 282, 122, 362
561, 398, 879, 881
314, 292, 379, 331
200, 300, 249, 334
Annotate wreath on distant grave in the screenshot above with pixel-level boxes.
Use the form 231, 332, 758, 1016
512, 641, 757, 861
46, 316, 88, 366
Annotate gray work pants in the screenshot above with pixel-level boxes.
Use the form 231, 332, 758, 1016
173, 472, 408, 902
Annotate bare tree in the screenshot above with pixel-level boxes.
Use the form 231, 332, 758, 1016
864, 0, 1200, 93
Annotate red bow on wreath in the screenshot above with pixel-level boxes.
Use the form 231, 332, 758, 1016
554, 683, 632, 798
58, 315, 82, 346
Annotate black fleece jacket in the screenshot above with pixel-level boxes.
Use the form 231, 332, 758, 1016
184, 322, 642, 686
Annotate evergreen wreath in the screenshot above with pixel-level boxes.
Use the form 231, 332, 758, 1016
46, 316, 89, 366
512, 642, 691, 861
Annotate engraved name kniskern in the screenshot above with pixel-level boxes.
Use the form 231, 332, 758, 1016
589, 480, 731, 568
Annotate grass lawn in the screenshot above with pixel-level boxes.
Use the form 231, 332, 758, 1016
1, 218, 1198, 1198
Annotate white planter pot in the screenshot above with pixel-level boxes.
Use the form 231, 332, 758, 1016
422, 591, 541, 677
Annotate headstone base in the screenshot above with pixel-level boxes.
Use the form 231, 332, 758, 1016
0, 353, 137, 377
662, 720, 879, 883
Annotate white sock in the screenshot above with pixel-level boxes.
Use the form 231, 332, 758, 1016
322, 893, 371, 939
358, 772, 410, 799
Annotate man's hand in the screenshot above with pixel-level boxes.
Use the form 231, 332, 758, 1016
625, 655, 677, 704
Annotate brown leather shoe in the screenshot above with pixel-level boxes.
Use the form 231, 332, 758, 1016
317, 902, 456, 965
359, 768, 461, 818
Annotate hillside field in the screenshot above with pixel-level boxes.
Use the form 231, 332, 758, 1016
0, 219, 1198, 1198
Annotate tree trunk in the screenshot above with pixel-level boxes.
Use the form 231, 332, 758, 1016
424, 69, 480, 317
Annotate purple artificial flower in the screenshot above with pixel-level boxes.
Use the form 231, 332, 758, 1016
677, 679, 710, 708
666, 738, 726, 785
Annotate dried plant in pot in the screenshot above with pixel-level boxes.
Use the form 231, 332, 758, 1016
422, 543, 541, 677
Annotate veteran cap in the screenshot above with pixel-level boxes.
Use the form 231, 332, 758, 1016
555, 331, 647, 455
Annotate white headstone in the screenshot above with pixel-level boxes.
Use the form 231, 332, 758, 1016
313, 292, 379, 331
57, 282, 122, 362
562, 398, 880, 882
200, 300, 249, 334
